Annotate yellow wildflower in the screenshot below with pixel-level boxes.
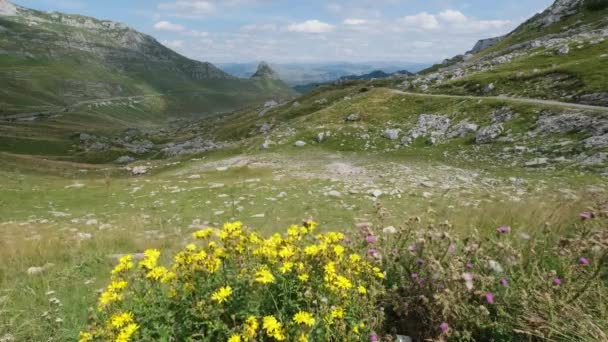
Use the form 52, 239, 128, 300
185, 244, 197, 251
279, 262, 294, 274
255, 268, 275, 284
304, 245, 320, 256
349, 253, 361, 263
278, 245, 295, 259
333, 245, 345, 258
139, 249, 160, 270
193, 228, 215, 239
358, 285, 367, 294
227, 334, 242, 342
334, 276, 353, 290
244, 316, 258, 339
211, 286, 233, 303
297, 333, 309, 342
78, 332, 93, 342
331, 307, 344, 319
112, 255, 134, 275
146, 266, 169, 281
298, 273, 309, 282
115, 323, 138, 342
293, 311, 316, 327
262, 316, 285, 341
110, 312, 134, 329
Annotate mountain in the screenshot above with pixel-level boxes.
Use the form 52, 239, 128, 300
218, 61, 430, 86
0, 0, 295, 156
0, 1, 295, 120
412, 0, 608, 106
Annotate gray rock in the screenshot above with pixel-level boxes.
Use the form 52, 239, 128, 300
400, 136, 413, 145
327, 190, 342, 198
127, 140, 154, 154
315, 131, 330, 143
89, 142, 108, 151
264, 100, 278, 108
162, 137, 223, 156
408, 114, 451, 141
557, 45, 570, 55
383, 129, 400, 140
259, 123, 272, 134
130, 166, 149, 175
578, 152, 608, 166
115, 156, 135, 164
447, 120, 478, 138
370, 189, 383, 198
294, 140, 307, 147
491, 107, 515, 123
79, 133, 95, 141
535, 112, 608, 136
583, 134, 608, 149
484, 83, 495, 93
525, 158, 549, 167
578, 93, 608, 107
345, 113, 360, 121
292, 101, 301, 107
476, 123, 504, 144
261, 139, 272, 150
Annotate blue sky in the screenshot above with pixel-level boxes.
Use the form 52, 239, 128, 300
12, 0, 555, 64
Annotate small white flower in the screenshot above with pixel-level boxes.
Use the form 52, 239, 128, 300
488, 260, 504, 273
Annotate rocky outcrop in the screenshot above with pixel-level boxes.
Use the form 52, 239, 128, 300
467, 36, 505, 54
577, 93, 608, 107
534, 112, 608, 136
407, 114, 451, 141
383, 129, 400, 140
447, 121, 478, 138
162, 138, 223, 156
532, 0, 583, 27
0, 0, 17, 16
476, 124, 504, 144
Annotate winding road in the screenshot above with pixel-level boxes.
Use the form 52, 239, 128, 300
391, 90, 608, 112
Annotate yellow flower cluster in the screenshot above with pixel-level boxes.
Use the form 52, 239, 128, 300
81, 220, 383, 342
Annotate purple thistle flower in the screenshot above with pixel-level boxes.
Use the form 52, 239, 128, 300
466, 263, 474, 269
367, 248, 381, 260
497, 226, 511, 234
485, 292, 495, 304
553, 277, 562, 285
579, 257, 590, 265
500, 278, 508, 286
411, 273, 419, 279
440, 322, 449, 332
366, 235, 377, 244
370, 333, 379, 342
408, 243, 417, 252
579, 212, 594, 220
416, 258, 425, 265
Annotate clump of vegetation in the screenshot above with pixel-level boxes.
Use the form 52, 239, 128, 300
79, 221, 384, 341
79, 205, 608, 341
377, 207, 608, 340
585, 0, 608, 11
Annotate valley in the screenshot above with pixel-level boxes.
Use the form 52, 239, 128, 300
0, 0, 607, 341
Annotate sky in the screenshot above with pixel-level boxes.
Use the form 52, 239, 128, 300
12, 0, 555, 64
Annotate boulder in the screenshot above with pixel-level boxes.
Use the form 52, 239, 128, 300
383, 129, 400, 140
131, 166, 149, 175
535, 112, 607, 136
578, 93, 608, 107
583, 134, 608, 149
408, 114, 451, 141
476, 123, 504, 144
447, 121, 478, 138
557, 45, 570, 55
578, 152, 608, 166
491, 108, 515, 123
294, 141, 306, 147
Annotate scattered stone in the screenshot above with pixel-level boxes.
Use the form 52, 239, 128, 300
383, 129, 400, 140
557, 45, 570, 55
26, 263, 53, 276
208, 183, 225, 189
115, 156, 135, 164
408, 114, 451, 141
578, 93, 608, 107
251, 214, 265, 218
85, 219, 98, 226
447, 120, 478, 138
292, 101, 301, 107
491, 108, 515, 123
130, 166, 149, 176
422, 192, 433, 199
476, 123, 504, 144
484, 83, 495, 93
578, 152, 608, 166
382, 226, 397, 234
525, 158, 549, 167
294, 140, 307, 147
76, 232, 92, 241
188, 174, 201, 179
346, 113, 360, 121
327, 190, 342, 198
214, 211, 225, 216
370, 189, 383, 198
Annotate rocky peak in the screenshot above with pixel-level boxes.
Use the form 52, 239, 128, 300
0, 0, 17, 16
252, 62, 281, 80
533, 0, 583, 27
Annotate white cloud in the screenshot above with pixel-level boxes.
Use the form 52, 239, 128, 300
158, 1, 216, 18
154, 20, 186, 32
343, 18, 368, 25
399, 12, 440, 30
287, 20, 335, 33
161, 39, 185, 49
438, 10, 468, 24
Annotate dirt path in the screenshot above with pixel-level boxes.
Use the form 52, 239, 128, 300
391, 90, 608, 112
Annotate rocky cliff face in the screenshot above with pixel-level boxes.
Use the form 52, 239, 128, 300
0, 0, 17, 16
533, 0, 584, 27
466, 36, 505, 54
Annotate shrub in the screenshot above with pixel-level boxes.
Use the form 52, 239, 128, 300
79, 221, 384, 341
585, 0, 608, 10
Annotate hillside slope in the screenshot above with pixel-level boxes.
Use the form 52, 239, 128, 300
0, 1, 295, 121
405, 0, 608, 106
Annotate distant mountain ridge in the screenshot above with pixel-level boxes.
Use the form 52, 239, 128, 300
0, 0, 294, 119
